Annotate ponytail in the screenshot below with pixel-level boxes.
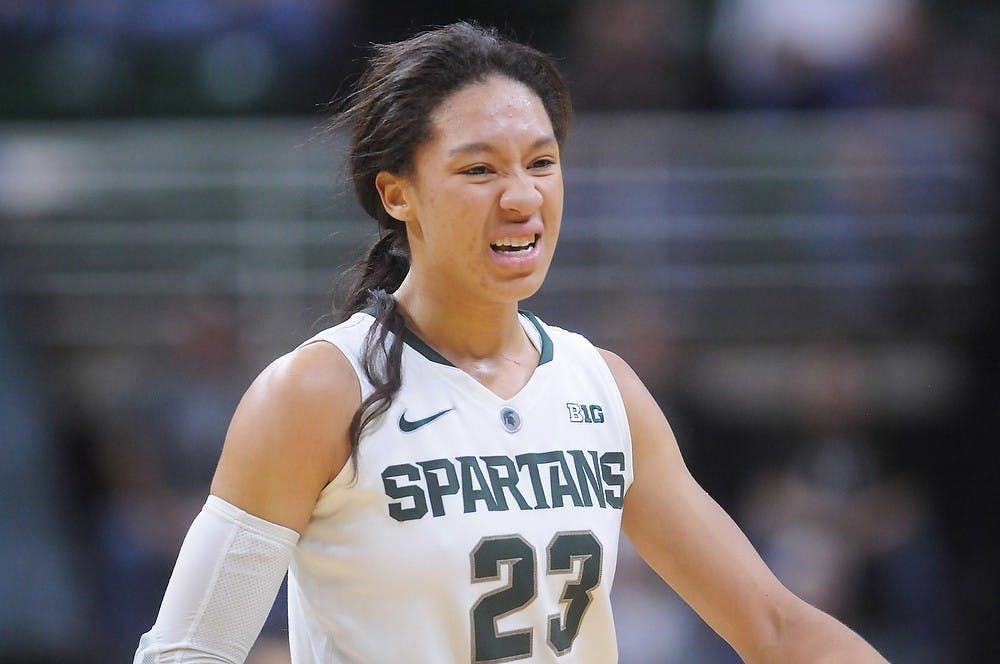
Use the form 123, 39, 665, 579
341, 230, 409, 314
337, 227, 410, 467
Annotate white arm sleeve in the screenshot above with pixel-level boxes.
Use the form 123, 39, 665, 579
134, 495, 299, 664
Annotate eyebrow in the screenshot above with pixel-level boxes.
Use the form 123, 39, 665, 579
447, 135, 557, 157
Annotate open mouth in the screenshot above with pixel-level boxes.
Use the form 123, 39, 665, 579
490, 234, 538, 254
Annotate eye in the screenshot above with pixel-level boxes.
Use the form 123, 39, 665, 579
460, 164, 493, 176
530, 157, 557, 170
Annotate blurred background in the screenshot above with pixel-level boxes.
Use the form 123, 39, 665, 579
0, 1, 996, 662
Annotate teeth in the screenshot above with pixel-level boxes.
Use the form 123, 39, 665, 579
493, 235, 535, 249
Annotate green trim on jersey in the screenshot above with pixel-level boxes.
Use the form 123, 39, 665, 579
519, 310, 553, 365
402, 329, 453, 365
359, 307, 554, 367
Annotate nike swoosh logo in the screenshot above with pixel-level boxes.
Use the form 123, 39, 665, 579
398, 408, 454, 432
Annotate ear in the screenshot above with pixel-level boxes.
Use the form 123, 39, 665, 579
374, 171, 414, 223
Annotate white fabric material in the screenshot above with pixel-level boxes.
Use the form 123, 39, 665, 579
134, 495, 299, 664
288, 311, 633, 663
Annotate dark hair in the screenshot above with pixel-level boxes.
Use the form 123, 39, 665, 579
335, 22, 573, 461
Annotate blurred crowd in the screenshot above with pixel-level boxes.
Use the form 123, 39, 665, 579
0, 0, 997, 117
1, 1, 997, 662
609, 331, 959, 664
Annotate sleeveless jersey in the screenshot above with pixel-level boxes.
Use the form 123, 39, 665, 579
287, 311, 633, 663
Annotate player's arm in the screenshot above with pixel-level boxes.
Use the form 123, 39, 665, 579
135, 341, 358, 664
210, 340, 357, 531
600, 349, 887, 664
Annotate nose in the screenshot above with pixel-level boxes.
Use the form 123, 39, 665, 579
499, 173, 543, 217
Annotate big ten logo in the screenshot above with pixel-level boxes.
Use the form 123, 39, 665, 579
566, 403, 605, 424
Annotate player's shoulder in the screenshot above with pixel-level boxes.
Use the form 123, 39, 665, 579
228, 309, 367, 440
595, 346, 628, 371
255, 339, 360, 415
524, 311, 621, 369
297, 309, 368, 345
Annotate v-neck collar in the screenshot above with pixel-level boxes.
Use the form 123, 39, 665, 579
360, 307, 553, 368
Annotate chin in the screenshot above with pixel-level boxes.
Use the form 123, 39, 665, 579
495, 272, 547, 304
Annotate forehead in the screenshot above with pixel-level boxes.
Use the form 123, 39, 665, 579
425, 75, 554, 152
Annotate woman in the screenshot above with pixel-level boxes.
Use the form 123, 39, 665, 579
135, 22, 888, 663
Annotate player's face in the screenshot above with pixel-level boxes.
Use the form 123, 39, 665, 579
391, 75, 563, 306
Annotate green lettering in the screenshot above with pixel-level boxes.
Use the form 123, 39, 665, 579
549, 452, 584, 508
417, 458, 460, 517
481, 455, 532, 511
516, 452, 562, 509
382, 463, 428, 521
456, 456, 499, 513
568, 450, 605, 508
599, 451, 626, 509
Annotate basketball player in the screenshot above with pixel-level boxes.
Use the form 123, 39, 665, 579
135, 22, 888, 663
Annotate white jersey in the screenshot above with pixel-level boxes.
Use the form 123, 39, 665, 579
287, 310, 633, 663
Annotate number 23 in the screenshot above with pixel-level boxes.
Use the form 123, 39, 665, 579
470, 531, 602, 662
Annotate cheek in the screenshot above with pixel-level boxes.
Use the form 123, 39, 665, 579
437, 190, 487, 235
543, 183, 564, 227
550, 177, 565, 207
421, 198, 483, 259
547, 193, 564, 221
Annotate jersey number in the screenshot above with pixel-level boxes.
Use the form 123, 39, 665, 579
470, 531, 602, 662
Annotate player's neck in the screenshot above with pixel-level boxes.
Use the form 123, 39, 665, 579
393, 279, 532, 365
